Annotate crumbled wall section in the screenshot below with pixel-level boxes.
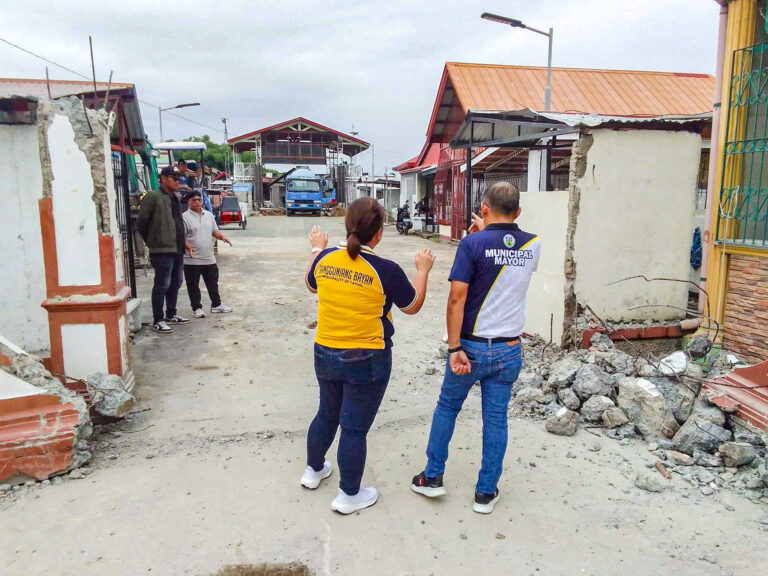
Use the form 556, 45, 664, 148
39, 97, 112, 233
723, 254, 768, 363
562, 131, 593, 346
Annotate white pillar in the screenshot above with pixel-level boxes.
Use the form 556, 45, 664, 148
528, 150, 543, 191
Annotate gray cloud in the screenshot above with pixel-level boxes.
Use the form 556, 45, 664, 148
1, 0, 718, 168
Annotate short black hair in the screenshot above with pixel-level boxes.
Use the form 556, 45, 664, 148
187, 190, 202, 199
177, 159, 187, 166
483, 182, 520, 215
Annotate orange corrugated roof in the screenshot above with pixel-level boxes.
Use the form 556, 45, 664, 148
445, 62, 714, 117
0, 77, 134, 99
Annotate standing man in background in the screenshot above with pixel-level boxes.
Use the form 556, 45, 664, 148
137, 166, 191, 333
411, 182, 540, 514
183, 191, 234, 318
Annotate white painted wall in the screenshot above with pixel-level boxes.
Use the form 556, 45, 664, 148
0, 124, 49, 352
48, 114, 101, 286
517, 191, 570, 343
61, 323, 108, 381
573, 129, 700, 321
0, 367, 43, 400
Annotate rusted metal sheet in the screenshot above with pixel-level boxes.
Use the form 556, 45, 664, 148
706, 361, 768, 431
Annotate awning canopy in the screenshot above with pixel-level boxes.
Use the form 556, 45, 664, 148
155, 141, 207, 151
450, 109, 712, 149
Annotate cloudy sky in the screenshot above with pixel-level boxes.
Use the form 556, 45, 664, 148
1, 0, 719, 171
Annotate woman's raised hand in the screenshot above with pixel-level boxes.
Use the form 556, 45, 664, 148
415, 248, 436, 273
309, 225, 329, 251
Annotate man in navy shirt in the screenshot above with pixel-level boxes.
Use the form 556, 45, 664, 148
412, 182, 540, 514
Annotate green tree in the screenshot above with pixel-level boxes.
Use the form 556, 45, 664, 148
179, 135, 228, 171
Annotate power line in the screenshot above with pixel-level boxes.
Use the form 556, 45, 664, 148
0, 35, 223, 135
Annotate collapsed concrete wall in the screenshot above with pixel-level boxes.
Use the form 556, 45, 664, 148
568, 129, 700, 324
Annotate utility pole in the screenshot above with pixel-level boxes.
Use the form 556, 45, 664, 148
221, 118, 229, 176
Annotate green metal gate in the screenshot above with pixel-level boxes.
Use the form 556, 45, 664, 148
717, 41, 768, 248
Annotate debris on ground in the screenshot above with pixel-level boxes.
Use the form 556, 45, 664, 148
512, 331, 768, 505
86, 372, 137, 418
0, 345, 92, 485
211, 563, 312, 576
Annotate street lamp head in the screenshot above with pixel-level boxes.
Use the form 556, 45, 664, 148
481, 12, 524, 28
174, 102, 200, 109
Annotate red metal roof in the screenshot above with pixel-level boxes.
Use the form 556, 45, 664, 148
228, 116, 369, 147
424, 62, 715, 143
396, 142, 441, 174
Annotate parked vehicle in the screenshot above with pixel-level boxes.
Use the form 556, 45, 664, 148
285, 167, 323, 216
322, 178, 337, 214
217, 195, 247, 229
396, 201, 413, 235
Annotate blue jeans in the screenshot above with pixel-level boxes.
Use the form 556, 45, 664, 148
150, 253, 184, 323
425, 339, 523, 495
307, 344, 392, 495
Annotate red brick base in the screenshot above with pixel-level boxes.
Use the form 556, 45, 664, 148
723, 254, 768, 363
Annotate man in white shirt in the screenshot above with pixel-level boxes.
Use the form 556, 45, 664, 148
182, 191, 234, 318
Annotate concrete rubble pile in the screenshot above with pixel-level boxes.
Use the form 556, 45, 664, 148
510, 333, 768, 502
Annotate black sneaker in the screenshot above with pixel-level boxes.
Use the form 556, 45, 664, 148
411, 471, 446, 498
164, 314, 190, 324
473, 489, 500, 514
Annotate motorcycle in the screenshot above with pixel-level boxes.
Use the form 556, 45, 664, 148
396, 201, 413, 235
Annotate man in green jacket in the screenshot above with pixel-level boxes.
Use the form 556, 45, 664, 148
137, 166, 191, 333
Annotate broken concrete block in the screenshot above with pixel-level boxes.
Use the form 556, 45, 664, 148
649, 377, 700, 425
666, 450, 694, 466
590, 332, 614, 350
634, 472, 667, 493
545, 407, 579, 436
658, 351, 687, 376
580, 395, 615, 423
602, 407, 630, 429
557, 387, 581, 411
572, 364, 614, 401
513, 370, 543, 394
545, 357, 582, 390
672, 417, 732, 455
718, 442, 758, 467
514, 387, 547, 406
690, 396, 727, 427
617, 377, 680, 439
86, 373, 136, 418
686, 336, 712, 359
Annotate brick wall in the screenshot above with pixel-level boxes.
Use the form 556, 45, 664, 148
723, 254, 768, 363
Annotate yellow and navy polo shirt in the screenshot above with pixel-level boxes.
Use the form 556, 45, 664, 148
306, 243, 417, 350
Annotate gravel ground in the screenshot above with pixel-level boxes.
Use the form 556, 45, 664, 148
1, 216, 767, 576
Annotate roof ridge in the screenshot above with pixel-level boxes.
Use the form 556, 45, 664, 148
445, 62, 713, 78
0, 77, 134, 86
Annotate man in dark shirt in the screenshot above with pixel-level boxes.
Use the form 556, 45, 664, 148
411, 182, 540, 514
137, 166, 191, 333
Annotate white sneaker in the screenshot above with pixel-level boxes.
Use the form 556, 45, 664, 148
193, 308, 206, 319
211, 304, 233, 313
331, 486, 378, 515
300, 460, 332, 489
152, 321, 173, 333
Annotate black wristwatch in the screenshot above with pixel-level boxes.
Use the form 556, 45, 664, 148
448, 346, 463, 354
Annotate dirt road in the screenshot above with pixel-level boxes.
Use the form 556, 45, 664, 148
2, 216, 766, 575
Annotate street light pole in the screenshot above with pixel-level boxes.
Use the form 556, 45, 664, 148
481, 13, 553, 111
156, 102, 201, 142
481, 12, 554, 192
221, 117, 229, 175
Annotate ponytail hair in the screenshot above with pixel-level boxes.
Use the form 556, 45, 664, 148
345, 197, 385, 259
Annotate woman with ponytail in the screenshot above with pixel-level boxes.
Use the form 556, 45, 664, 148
302, 197, 435, 514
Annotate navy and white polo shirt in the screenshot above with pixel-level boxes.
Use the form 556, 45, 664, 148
449, 223, 540, 339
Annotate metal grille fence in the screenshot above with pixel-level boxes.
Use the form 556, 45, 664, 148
717, 42, 768, 247
111, 151, 137, 298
